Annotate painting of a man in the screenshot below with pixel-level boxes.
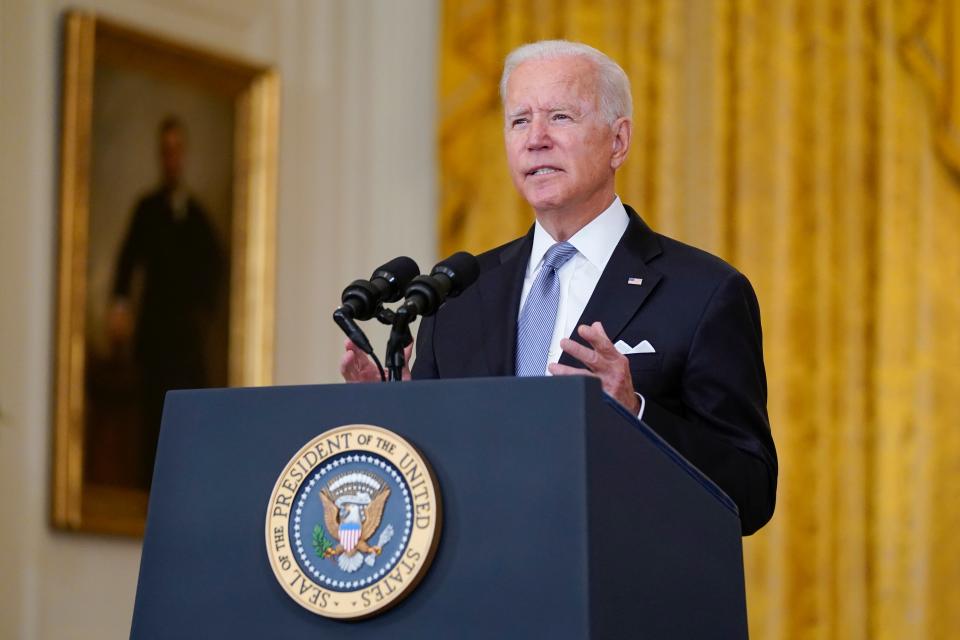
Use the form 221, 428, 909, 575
106, 115, 224, 486
53, 14, 275, 535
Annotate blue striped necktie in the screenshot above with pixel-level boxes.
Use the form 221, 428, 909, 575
516, 241, 579, 376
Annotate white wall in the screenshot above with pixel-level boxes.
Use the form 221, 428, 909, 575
0, 0, 438, 636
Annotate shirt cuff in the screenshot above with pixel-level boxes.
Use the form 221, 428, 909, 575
634, 392, 646, 421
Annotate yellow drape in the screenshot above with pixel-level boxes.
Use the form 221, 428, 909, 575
439, 1, 960, 637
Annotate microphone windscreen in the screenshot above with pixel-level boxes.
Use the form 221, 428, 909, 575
372, 256, 421, 302
432, 251, 480, 296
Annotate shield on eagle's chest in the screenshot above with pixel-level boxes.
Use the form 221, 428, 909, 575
339, 522, 361, 553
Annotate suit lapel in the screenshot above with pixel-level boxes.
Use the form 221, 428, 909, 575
477, 229, 532, 376
559, 207, 663, 367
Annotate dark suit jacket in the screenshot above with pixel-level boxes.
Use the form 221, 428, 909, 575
411, 205, 777, 535
113, 188, 222, 372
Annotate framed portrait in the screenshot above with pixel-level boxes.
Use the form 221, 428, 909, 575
53, 11, 278, 536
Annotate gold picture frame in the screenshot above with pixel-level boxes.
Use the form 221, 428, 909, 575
53, 11, 278, 536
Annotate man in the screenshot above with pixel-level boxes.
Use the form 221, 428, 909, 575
341, 41, 776, 535
108, 116, 223, 487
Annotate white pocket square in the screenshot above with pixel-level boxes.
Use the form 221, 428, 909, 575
614, 339, 656, 355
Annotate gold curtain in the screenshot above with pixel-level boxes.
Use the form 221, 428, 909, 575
438, 1, 960, 637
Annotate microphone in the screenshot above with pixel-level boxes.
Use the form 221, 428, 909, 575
385, 252, 479, 381
397, 252, 480, 320
339, 256, 420, 321
333, 256, 420, 355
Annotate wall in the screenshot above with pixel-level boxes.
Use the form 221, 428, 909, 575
0, 0, 438, 637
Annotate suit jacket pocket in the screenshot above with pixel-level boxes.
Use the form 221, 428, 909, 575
626, 352, 662, 374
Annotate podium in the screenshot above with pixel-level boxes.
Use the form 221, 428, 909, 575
131, 377, 748, 639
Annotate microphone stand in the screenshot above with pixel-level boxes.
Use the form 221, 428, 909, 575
385, 307, 414, 382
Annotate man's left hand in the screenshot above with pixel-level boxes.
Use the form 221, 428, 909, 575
548, 321, 640, 414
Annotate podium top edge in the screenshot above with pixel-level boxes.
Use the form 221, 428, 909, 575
165, 376, 600, 394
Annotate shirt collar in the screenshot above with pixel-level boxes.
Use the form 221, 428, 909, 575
527, 196, 629, 275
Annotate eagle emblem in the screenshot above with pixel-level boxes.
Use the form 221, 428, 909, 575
319, 470, 394, 573
267, 425, 442, 618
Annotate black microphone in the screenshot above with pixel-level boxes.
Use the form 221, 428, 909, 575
339, 256, 420, 321
397, 252, 480, 320
385, 252, 479, 381
333, 256, 420, 355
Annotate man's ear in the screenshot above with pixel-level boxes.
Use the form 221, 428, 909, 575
610, 117, 632, 170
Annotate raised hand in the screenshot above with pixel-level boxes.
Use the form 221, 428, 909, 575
548, 321, 640, 414
338, 338, 412, 382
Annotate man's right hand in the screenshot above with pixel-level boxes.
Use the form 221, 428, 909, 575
339, 338, 413, 382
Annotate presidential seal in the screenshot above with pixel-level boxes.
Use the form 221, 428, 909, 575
265, 424, 441, 619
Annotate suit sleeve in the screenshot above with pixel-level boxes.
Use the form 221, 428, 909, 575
113, 201, 148, 298
641, 271, 777, 535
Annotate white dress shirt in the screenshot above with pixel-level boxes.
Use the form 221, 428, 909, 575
518, 196, 646, 419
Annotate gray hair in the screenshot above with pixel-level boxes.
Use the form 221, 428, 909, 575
499, 40, 633, 123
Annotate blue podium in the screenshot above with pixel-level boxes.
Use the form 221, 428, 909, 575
130, 377, 748, 638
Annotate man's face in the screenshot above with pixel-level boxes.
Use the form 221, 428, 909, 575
504, 56, 624, 217
159, 127, 186, 188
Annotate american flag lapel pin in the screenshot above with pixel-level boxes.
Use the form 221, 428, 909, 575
627, 277, 643, 286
